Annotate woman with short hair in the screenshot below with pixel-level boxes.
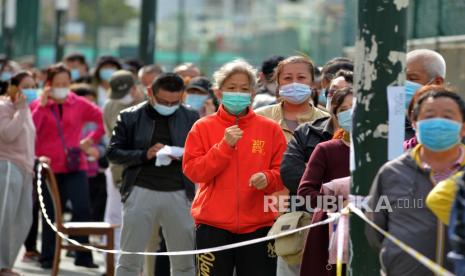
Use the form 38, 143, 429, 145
183, 59, 287, 276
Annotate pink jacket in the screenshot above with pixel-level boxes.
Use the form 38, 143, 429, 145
30, 92, 104, 174
0, 96, 36, 173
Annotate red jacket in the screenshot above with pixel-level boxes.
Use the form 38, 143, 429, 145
183, 105, 286, 234
31, 92, 104, 174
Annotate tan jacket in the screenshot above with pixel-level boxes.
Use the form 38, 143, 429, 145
103, 98, 144, 187
255, 102, 329, 142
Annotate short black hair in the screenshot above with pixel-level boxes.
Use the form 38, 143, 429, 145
412, 87, 465, 121
261, 55, 285, 79
335, 70, 353, 84
321, 57, 353, 83
71, 83, 97, 98
331, 87, 353, 115
46, 63, 71, 84
64, 52, 87, 65
11, 71, 33, 87
151, 73, 185, 94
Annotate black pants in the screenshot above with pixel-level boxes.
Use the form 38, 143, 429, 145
88, 172, 107, 222
40, 171, 93, 265
195, 224, 277, 276
24, 171, 40, 252
154, 229, 171, 276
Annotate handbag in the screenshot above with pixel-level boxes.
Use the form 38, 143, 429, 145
50, 107, 81, 172
268, 211, 312, 265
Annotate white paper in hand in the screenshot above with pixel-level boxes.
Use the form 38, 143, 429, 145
155, 146, 185, 167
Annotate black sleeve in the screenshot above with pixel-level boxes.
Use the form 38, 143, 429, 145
280, 126, 310, 195
106, 113, 147, 167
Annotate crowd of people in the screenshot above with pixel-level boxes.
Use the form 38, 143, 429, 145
0, 48, 464, 276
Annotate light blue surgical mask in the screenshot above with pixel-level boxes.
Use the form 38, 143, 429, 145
153, 103, 179, 116
70, 69, 80, 81
38, 80, 45, 88
99, 68, 115, 82
279, 82, 312, 104
405, 80, 422, 109
186, 94, 208, 111
222, 92, 251, 115
318, 89, 327, 106
337, 108, 353, 133
416, 118, 462, 152
1, 71, 12, 82
22, 88, 39, 104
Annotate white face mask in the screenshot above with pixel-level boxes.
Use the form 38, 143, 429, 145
118, 93, 134, 105
53, 88, 70, 100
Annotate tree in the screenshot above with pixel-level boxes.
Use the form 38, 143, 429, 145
78, 0, 138, 29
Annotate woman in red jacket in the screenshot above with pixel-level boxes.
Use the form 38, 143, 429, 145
183, 59, 287, 276
297, 87, 353, 276
30, 64, 104, 269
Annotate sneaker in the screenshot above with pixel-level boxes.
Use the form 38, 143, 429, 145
22, 251, 41, 263
40, 260, 53, 269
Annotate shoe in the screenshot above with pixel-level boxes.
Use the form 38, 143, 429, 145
74, 262, 99, 269
0, 269, 21, 276
65, 250, 75, 258
40, 260, 53, 269
22, 250, 41, 263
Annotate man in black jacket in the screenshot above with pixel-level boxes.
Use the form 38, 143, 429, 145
107, 73, 199, 276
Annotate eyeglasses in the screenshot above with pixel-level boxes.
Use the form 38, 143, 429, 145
154, 95, 181, 107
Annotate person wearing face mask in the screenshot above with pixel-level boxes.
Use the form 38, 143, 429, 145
256, 56, 329, 142
318, 57, 353, 108
280, 70, 353, 197
185, 76, 218, 117
106, 73, 199, 276
101, 70, 146, 267
64, 52, 89, 83
183, 59, 287, 276
404, 49, 446, 140
366, 86, 462, 276
173, 62, 201, 86
252, 55, 285, 110
5, 72, 42, 264
0, 72, 36, 276
138, 64, 164, 96
30, 64, 105, 269
93, 56, 123, 107
297, 87, 353, 276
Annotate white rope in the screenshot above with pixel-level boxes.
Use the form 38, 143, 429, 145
37, 164, 340, 256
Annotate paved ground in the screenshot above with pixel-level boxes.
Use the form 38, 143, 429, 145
13, 218, 109, 276
14, 245, 107, 276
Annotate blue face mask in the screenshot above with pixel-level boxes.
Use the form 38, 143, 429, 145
153, 103, 179, 116
70, 69, 81, 81
405, 80, 423, 109
38, 80, 45, 88
416, 118, 462, 152
22, 88, 39, 104
279, 82, 312, 104
337, 108, 353, 133
318, 89, 327, 106
99, 68, 115, 82
1, 71, 12, 82
222, 92, 251, 115
186, 94, 208, 111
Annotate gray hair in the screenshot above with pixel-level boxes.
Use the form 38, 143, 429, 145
213, 59, 257, 90
407, 49, 446, 79
138, 64, 164, 79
